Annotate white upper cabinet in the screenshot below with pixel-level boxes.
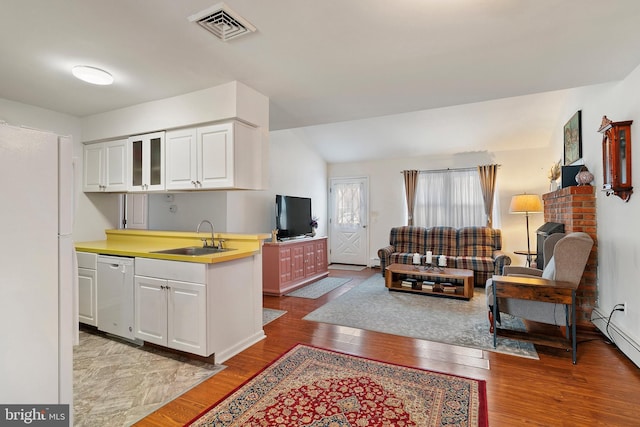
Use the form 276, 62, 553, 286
198, 123, 235, 189
165, 121, 263, 191
165, 128, 198, 190
128, 131, 165, 192
83, 139, 127, 192
84, 120, 265, 193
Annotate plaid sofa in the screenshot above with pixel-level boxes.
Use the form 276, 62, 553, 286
377, 226, 511, 285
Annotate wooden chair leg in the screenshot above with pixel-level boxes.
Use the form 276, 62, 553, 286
488, 310, 495, 334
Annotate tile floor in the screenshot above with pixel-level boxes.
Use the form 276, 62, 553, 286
73, 329, 223, 426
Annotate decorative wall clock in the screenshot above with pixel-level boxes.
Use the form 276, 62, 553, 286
598, 116, 633, 201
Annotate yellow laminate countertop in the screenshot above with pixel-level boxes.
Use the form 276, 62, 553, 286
75, 229, 270, 264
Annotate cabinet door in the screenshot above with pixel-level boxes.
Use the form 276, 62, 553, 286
167, 280, 207, 356
197, 123, 234, 189
134, 276, 167, 346
315, 240, 327, 272
147, 132, 165, 191
165, 128, 198, 190
278, 247, 293, 285
129, 135, 144, 190
291, 245, 305, 281
104, 139, 128, 191
83, 143, 104, 192
78, 267, 97, 326
125, 193, 148, 229
128, 131, 165, 191
304, 242, 317, 277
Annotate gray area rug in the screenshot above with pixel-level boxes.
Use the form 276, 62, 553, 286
286, 277, 352, 299
303, 274, 539, 359
263, 308, 287, 325
328, 264, 366, 271
74, 330, 223, 426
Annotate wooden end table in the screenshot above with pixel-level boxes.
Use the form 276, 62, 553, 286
491, 274, 578, 364
385, 263, 474, 300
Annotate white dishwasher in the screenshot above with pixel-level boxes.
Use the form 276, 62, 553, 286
97, 255, 135, 340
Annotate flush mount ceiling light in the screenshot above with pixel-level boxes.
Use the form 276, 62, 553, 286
188, 2, 256, 41
71, 65, 114, 85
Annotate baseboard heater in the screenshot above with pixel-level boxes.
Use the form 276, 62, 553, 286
591, 307, 640, 368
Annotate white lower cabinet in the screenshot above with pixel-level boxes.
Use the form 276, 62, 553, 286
134, 259, 207, 356
133, 256, 265, 361
77, 252, 98, 327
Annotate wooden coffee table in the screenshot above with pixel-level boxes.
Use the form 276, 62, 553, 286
385, 263, 474, 300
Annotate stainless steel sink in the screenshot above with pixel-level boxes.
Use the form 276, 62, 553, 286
152, 246, 234, 256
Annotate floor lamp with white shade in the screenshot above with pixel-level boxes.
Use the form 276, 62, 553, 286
509, 193, 543, 266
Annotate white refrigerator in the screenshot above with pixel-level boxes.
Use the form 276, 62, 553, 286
0, 124, 75, 410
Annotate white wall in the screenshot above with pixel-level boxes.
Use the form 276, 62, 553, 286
226, 190, 273, 234
267, 128, 328, 237
589, 65, 640, 355
148, 192, 228, 232
81, 81, 269, 142
0, 98, 118, 242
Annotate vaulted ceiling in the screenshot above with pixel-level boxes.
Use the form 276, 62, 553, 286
2, 1, 640, 161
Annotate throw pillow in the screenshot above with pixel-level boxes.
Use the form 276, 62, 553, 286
542, 257, 556, 280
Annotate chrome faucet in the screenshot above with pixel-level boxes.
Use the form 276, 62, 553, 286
196, 220, 215, 248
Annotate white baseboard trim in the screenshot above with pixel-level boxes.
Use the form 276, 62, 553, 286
591, 307, 640, 368
214, 331, 266, 364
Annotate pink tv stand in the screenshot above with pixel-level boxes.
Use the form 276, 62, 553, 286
262, 236, 329, 296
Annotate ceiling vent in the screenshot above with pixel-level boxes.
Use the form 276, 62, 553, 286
188, 2, 256, 42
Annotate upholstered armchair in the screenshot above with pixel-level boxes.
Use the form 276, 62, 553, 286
486, 232, 594, 329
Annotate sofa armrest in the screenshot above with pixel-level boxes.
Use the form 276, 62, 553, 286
492, 250, 512, 275
503, 266, 543, 277
377, 245, 395, 276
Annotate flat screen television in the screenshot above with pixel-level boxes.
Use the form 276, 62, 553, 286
275, 195, 312, 240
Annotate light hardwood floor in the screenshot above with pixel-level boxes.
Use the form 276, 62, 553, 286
134, 268, 640, 427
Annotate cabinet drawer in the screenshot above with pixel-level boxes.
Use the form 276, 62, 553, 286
77, 251, 97, 269
135, 257, 206, 283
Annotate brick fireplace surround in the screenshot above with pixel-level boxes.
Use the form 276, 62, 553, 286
542, 185, 597, 326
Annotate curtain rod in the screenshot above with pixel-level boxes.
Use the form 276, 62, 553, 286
401, 165, 501, 174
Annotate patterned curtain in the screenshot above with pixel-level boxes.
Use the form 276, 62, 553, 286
403, 170, 419, 225
477, 164, 498, 227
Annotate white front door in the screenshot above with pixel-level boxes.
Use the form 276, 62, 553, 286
329, 177, 369, 265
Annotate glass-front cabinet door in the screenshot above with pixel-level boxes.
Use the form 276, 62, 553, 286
149, 135, 163, 187
128, 131, 165, 191
131, 138, 143, 188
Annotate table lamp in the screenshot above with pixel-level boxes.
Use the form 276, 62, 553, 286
509, 193, 543, 265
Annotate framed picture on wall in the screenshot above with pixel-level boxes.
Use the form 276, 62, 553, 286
564, 110, 582, 165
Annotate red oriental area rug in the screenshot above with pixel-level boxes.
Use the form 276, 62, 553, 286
186, 344, 488, 427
